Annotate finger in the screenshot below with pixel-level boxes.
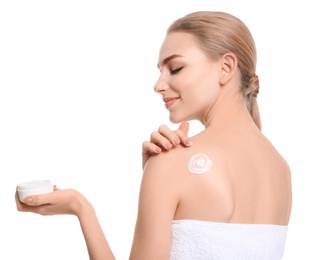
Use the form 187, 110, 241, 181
15, 188, 24, 210
142, 140, 162, 154
178, 121, 189, 134
150, 130, 174, 149
176, 122, 192, 147
156, 125, 181, 146
15, 189, 39, 212
22, 185, 60, 206
142, 141, 161, 169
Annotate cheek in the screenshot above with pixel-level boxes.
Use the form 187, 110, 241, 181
187, 77, 220, 110
172, 66, 220, 100
190, 72, 219, 98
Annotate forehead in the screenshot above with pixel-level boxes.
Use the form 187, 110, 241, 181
158, 32, 203, 64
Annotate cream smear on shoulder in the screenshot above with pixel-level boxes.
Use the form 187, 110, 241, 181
187, 153, 212, 174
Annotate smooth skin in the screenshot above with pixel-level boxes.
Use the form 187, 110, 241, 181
16, 31, 292, 259
15, 121, 190, 260
131, 31, 291, 258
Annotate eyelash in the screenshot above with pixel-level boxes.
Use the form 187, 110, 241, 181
170, 67, 183, 75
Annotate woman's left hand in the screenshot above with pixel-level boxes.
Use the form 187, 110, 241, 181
142, 121, 192, 169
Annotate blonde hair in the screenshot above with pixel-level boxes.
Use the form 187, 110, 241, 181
167, 11, 261, 129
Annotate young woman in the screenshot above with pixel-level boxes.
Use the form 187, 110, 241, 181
16, 11, 292, 259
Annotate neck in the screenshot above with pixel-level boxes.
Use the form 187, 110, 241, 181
201, 91, 257, 132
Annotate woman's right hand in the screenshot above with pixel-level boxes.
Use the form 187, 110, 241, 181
142, 121, 192, 169
15, 186, 116, 259
15, 186, 91, 217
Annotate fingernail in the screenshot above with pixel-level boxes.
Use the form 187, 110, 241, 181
186, 140, 192, 146
173, 138, 180, 145
166, 142, 172, 149
155, 147, 162, 153
24, 197, 32, 203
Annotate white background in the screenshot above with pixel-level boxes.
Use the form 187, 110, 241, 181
0, 1, 314, 259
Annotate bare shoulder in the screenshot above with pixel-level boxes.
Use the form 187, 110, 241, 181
141, 141, 206, 194
143, 143, 192, 175
143, 135, 216, 179
263, 135, 292, 182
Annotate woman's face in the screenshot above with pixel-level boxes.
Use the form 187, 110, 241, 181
154, 32, 222, 124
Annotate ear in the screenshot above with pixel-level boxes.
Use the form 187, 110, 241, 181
219, 53, 238, 85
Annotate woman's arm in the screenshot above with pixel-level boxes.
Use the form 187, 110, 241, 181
75, 193, 115, 260
15, 188, 115, 260
130, 147, 182, 259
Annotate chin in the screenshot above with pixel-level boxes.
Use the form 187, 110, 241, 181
169, 116, 184, 124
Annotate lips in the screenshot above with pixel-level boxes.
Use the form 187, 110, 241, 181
163, 97, 179, 109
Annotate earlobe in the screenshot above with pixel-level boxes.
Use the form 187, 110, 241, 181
219, 53, 238, 85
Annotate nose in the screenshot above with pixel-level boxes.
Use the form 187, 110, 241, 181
154, 74, 168, 94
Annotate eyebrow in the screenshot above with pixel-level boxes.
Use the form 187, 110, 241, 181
157, 54, 182, 69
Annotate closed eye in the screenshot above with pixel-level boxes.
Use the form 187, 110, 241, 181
170, 67, 183, 75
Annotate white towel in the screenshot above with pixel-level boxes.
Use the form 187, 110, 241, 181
171, 220, 288, 260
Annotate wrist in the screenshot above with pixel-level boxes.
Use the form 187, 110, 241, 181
69, 190, 95, 217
